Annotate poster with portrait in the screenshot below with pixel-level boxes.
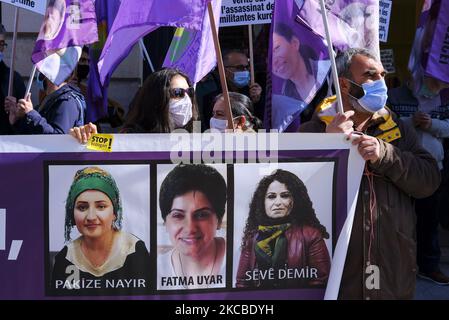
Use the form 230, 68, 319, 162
46, 162, 151, 296
0, 133, 364, 300
268, 0, 331, 132
156, 163, 228, 291
233, 162, 334, 290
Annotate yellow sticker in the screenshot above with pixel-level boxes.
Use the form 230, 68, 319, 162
87, 134, 114, 152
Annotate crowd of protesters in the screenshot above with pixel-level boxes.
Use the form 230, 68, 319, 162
1, 18, 449, 301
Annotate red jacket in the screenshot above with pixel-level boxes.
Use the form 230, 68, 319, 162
236, 225, 331, 288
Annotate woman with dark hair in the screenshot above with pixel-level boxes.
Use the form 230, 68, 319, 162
272, 22, 319, 103
236, 169, 331, 288
209, 92, 263, 132
122, 68, 198, 133
51, 167, 151, 294
157, 164, 227, 290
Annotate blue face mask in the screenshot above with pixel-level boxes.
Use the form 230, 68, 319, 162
348, 78, 388, 113
233, 71, 250, 88
35, 72, 47, 92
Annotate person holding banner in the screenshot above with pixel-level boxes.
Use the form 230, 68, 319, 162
236, 169, 331, 289
157, 164, 227, 290
51, 166, 151, 294
300, 48, 441, 299
0, 25, 25, 135
209, 92, 263, 133
121, 68, 198, 133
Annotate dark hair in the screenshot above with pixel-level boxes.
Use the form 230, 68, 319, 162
214, 92, 264, 130
273, 22, 317, 75
159, 164, 227, 223
242, 169, 329, 244
123, 68, 198, 133
222, 49, 248, 66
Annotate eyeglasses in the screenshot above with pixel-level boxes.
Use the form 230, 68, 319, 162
224, 64, 249, 71
169, 87, 194, 99
0, 41, 8, 48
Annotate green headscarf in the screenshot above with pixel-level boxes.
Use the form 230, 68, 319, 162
64, 167, 122, 242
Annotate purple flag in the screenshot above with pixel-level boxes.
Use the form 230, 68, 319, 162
162, 0, 222, 84
408, 0, 449, 102
296, 0, 380, 58
85, 0, 121, 123
410, 0, 449, 83
32, 0, 98, 85
266, 1, 330, 132
98, 0, 210, 85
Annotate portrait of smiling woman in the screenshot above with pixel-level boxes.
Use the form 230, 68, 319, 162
235, 169, 331, 288
50, 166, 151, 295
157, 164, 227, 290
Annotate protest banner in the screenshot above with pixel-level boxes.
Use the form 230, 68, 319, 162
379, 0, 392, 43
0, 0, 46, 15
0, 133, 364, 299
219, 0, 274, 27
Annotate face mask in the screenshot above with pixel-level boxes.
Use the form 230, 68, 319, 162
347, 78, 388, 113
36, 72, 47, 92
168, 94, 193, 128
417, 83, 439, 99
233, 71, 250, 88
210, 117, 228, 132
77, 64, 89, 81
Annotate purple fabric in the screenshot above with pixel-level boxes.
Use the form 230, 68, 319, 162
408, 0, 449, 97
98, 0, 209, 85
163, 0, 221, 84
0, 148, 348, 299
85, 0, 121, 123
296, 0, 380, 57
32, 0, 98, 85
265, 0, 330, 132
425, 0, 449, 83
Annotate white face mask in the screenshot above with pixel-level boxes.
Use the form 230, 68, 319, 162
168, 94, 193, 128
210, 117, 228, 132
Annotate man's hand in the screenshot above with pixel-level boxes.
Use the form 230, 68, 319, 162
69, 122, 98, 144
16, 93, 33, 119
352, 134, 381, 163
413, 111, 432, 130
249, 83, 262, 103
325, 110, 355, 134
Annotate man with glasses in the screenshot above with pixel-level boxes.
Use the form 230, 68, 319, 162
196, 49, 264, 130
0, 24, 25, 135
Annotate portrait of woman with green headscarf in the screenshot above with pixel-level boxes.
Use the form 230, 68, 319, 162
51, 166, 151, 295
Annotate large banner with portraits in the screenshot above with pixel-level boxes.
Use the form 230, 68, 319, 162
0, 133, 364, 299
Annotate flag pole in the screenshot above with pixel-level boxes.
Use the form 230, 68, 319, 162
8, 7, 19, 96
207, 1, 234, 131
139, 39, 155, 73
248, 24, 255, 85
24, 65, 37, 98
319, 0, 344, 114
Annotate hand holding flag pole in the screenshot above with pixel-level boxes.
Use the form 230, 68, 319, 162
319, 0, 344, 114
